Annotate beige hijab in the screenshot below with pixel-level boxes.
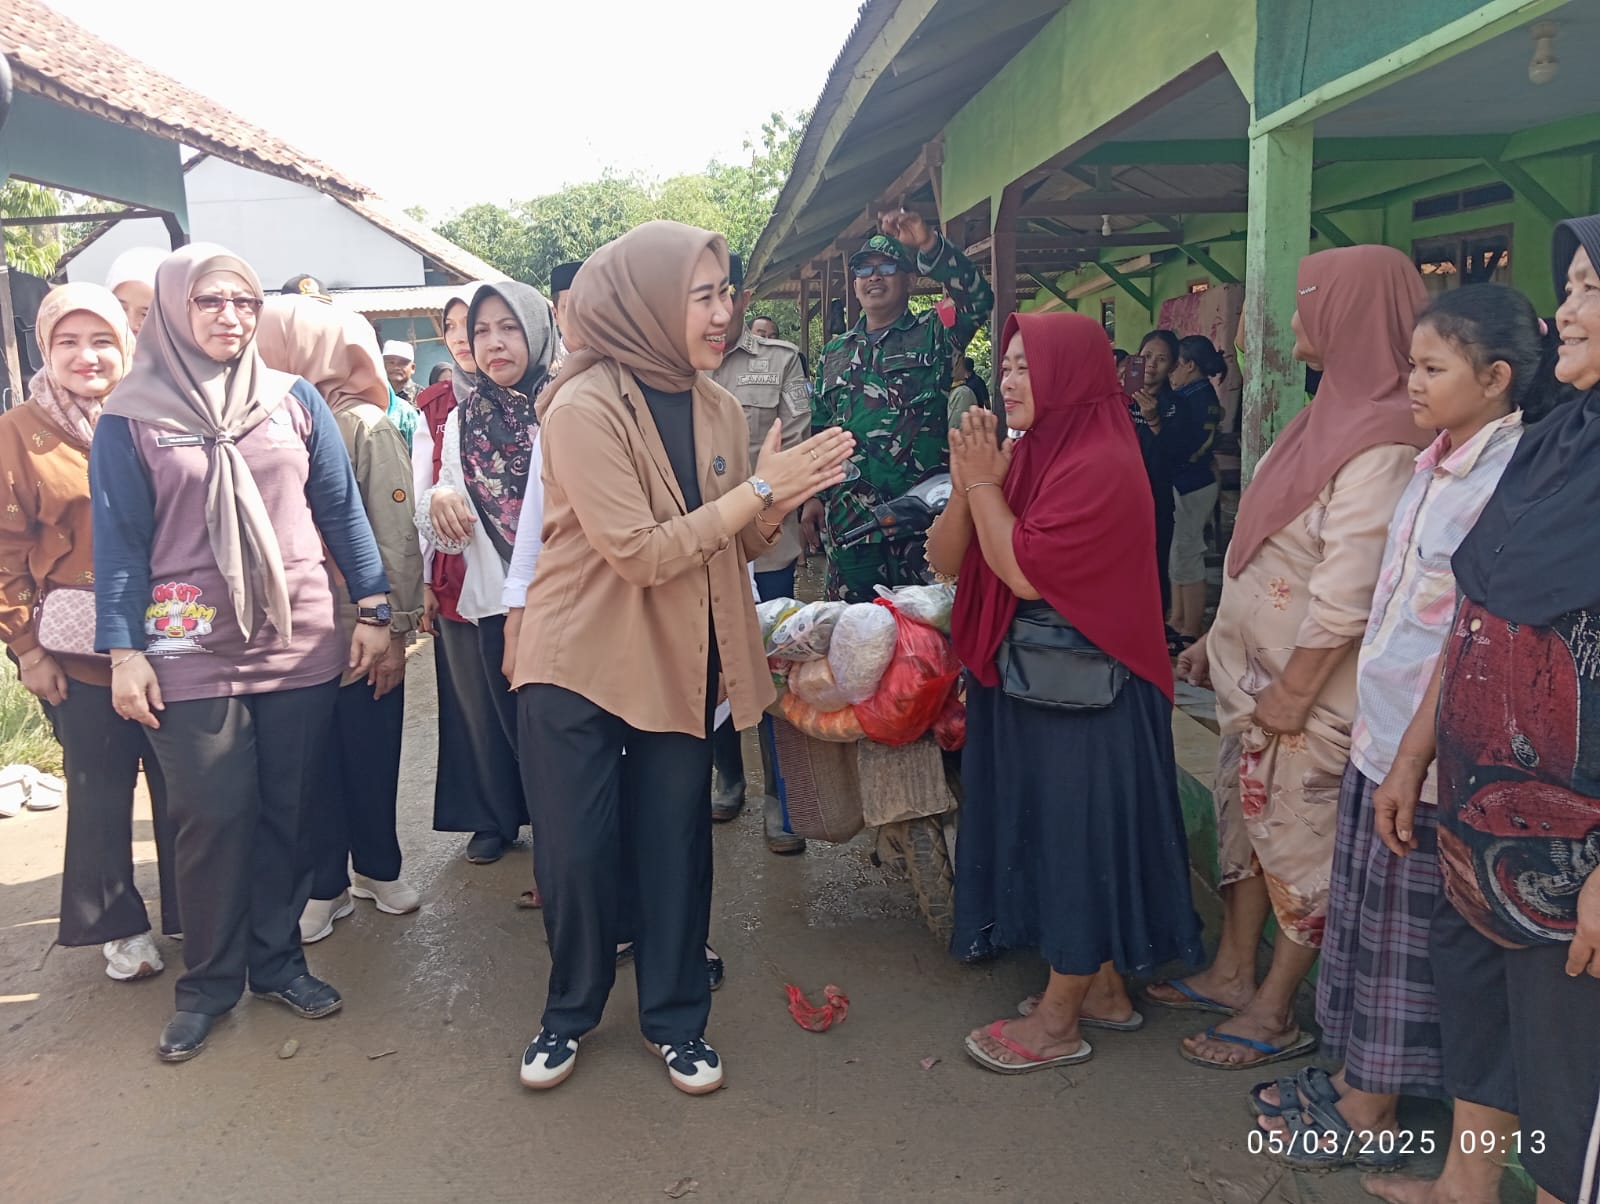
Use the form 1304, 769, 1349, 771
29, 282, 131, 447
542, 220, 728, 416
103, 244, 300, 643
1225, 245, 1431, 577
254, 295, 390, 415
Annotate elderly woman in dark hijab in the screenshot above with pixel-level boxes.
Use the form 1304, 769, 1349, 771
507, 221, 853, 1096
1365, 215, 1600, 1204
90, 244, 390, 1062
413, 284, 524, 867
415, 282, 552, 870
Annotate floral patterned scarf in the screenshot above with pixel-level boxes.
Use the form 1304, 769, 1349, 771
459, 282, 554, 563
459, 375, 537, 562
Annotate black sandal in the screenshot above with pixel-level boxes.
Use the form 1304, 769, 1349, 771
1249, 1065, 1339, 1117
1262, 1086, 1407, 1173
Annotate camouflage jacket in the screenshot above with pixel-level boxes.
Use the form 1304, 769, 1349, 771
811, 234, 994, 545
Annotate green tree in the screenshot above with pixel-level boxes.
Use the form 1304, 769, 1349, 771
431, 109, 810, 295
1, 181, 63, 277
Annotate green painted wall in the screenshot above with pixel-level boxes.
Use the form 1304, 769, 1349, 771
0, 93, 189, 226
940, 0, 1256, 219
1255, 0, 1490, 116
1024, 150, 1594, 340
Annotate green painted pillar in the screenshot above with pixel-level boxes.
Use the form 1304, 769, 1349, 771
1241, 126, 1312, 479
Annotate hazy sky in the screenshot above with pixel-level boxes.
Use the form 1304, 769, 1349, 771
47, 0, 865, 218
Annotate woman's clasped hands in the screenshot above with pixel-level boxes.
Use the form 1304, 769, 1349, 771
754, 420, 854, 512
949, 407, 1013, 495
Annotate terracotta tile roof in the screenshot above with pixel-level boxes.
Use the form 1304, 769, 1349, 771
6, 0, 507, 285
1, 0, 363, 197
335, 196, 508, 285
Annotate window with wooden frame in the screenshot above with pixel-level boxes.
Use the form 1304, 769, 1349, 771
1413, 225, 1512, 297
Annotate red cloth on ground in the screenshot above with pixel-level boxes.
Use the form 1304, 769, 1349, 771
950, 312, 1172, 700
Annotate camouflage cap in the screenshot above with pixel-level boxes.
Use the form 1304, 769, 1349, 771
849, 234, 915, 273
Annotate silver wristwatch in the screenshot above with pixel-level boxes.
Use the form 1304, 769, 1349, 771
747, 476, 775, 511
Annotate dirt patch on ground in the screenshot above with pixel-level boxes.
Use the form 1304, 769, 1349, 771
0, 639, 1451, 1203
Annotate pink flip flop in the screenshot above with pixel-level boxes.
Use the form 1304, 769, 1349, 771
964, 1020, 1094, 1074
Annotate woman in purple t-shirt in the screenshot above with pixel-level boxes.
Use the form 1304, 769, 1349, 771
90, 245, 391, 1064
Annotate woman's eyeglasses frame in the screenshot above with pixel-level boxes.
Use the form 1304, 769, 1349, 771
189, 294, 264, 317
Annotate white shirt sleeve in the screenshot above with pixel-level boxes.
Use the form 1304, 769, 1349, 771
500, 425, 545, 611
410, 417, 437, 580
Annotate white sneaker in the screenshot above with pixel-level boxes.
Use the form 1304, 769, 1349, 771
520, 1028, 579, 1089
103, 932, 163, 981
650, 1037, 725, 1095
299, 892, 355, 943
349, 874, 420, 915
24, 772, 63, 810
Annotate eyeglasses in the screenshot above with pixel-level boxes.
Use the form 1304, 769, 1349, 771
189, 295, 264, 316
852, 262, 902, 279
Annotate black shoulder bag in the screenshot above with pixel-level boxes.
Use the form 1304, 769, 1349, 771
996, 600, 1129, 711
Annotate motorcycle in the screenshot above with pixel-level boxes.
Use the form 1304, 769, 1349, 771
815, 473, 964, 943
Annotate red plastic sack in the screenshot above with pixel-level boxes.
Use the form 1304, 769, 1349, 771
779, 691, 865, 743
854, 602, 961, 746
932, 683, 966, 751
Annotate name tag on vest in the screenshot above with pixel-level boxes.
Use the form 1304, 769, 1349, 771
155, 434, 207, 448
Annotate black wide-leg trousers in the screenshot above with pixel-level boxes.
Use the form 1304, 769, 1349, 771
519, 682, 713, 1045
47, 680, 180, 944
309, 678, 405, 899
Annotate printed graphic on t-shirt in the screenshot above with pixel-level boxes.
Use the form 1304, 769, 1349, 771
1437, 600, 1600, 947
144, 582, 216, 655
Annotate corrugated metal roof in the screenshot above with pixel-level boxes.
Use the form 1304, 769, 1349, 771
330, 286, 479, 319
748, 0, 1070, 290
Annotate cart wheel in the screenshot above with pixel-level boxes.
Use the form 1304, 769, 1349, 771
901, 816, 954, 943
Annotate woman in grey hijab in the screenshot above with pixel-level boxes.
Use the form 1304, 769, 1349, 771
416, 283, 551, 869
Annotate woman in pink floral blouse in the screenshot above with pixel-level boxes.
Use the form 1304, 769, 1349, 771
1145, 246, 1430, 1073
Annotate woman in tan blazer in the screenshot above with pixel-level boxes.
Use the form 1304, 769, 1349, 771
509, 222, 852, 1096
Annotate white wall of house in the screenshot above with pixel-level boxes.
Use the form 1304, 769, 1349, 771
66, 157, 425, 290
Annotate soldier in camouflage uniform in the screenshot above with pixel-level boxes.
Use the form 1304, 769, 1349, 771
802, 210, 994, 602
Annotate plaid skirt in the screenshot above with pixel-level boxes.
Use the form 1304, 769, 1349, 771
1315, 762, 1444, 1097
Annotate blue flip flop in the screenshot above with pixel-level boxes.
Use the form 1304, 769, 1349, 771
1180, 1026, 1319, 1071
1142, 979, 1239, 1017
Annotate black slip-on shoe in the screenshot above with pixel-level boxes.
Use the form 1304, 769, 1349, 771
465, 832, 506, 864
252, 973, 343, 1019
157, 1011, 215, 1062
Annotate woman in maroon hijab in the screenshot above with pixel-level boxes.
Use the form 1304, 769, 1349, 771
929, 312, 1203, 1072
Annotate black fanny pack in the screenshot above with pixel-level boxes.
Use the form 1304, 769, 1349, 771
996, 601, 1129, 711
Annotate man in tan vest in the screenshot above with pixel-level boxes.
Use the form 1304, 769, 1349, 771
709, 252, 809, 855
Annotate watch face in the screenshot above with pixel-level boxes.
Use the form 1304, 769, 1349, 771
375, 603, 393, 622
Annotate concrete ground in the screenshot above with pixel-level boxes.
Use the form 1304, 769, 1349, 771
1, 642, 1493, 1204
